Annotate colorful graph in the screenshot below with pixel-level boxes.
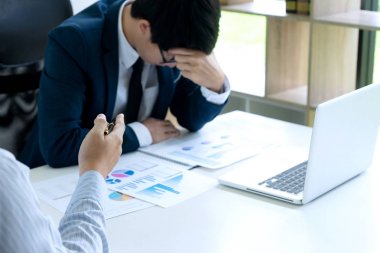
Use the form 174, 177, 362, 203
105, 177, 122, 184
111, 169, 135, 178
142, 184, 180, 198
108, 191, 131, 201
139, 175, 183, 198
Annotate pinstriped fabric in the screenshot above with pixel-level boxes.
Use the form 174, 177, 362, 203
0, 149, 109, 253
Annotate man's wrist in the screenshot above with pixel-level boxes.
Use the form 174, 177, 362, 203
128, 121, 153, 146
200, 77, 230, 105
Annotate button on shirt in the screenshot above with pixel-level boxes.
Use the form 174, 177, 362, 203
113, 0, 231, 147
0, 148, 108, 253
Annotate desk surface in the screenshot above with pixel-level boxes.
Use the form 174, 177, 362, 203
30, 113, 380, 253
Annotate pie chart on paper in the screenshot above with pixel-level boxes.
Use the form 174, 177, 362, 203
110, 169, 135, 178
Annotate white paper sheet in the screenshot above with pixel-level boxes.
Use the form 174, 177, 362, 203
33, 172, 154, 219
106, 153, 217, 207
139, 111, 279, 169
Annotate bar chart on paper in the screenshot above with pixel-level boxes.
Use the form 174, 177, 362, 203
131, 172, 217, 207
107, 153, 217, 207
140, 175, 184, 197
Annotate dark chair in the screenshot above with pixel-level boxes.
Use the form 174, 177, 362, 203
0, 0, 73, 155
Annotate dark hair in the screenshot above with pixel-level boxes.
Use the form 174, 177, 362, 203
131, 0, 220, 54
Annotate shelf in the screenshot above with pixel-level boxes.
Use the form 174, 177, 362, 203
314, 10, 380, 31
221, 0, 365, 125
222, 1, 310, 21
267, 85, 308, 105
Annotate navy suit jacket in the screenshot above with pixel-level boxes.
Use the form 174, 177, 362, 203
19, 0, 226, 168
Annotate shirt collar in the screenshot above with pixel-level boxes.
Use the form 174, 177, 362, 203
118, 0, 139, 69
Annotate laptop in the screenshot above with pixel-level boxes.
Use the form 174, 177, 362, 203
219, 83, 380, 204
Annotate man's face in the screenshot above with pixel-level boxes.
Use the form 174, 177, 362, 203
138, 39, 176, 67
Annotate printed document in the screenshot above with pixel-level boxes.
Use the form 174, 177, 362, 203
106, 152, 217, 207
33, 172, 153, 219
139, 111, 278, 169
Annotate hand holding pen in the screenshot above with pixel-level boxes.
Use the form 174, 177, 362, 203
104, 118, 116, 135
79, 113, 125, 178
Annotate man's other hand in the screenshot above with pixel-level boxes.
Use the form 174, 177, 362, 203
142, 118, 180, 144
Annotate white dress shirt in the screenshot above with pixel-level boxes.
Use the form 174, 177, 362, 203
0, 148, 108, 253
113, 0, 231, 147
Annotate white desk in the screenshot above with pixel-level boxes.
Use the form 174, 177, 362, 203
30, 113, 380, 253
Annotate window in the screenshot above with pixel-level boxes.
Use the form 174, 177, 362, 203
373, 0, 380, 83
215, 11, 266, 96
374, 34, 380, 83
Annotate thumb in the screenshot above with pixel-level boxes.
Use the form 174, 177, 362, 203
92, 114, 108, 135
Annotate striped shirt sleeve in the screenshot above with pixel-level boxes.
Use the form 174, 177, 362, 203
0, 149, 109, 253
59, 170, 109, 253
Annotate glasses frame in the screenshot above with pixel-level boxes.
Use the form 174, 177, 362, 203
159, 47, 176, 64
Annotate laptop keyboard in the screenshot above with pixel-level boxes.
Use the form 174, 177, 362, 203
259, 161, 308, 194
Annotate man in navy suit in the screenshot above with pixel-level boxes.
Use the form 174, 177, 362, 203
19, 0, 230, 168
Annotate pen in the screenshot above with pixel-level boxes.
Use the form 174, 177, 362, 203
104, 119, 116, 135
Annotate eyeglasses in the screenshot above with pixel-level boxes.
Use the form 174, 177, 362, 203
159, 47, 176, 64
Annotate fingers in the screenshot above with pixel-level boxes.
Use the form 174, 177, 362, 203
110, 113, 125, 137
115, 113, 125, 126
142, 118, 180, 143
166, 128, 180, 137
175, 54, 202, 67
160, 120, 180, 140
169, 48, 204, 66
168, 48, 206, 81
168, 48, 198, 56
161, 120, 180, 136
93, 114, 108, 135
169, 49, 224, 93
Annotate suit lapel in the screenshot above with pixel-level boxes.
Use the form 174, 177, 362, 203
102, 0, 124, 117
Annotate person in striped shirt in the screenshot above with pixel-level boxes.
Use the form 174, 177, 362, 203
0, 113, 125, 253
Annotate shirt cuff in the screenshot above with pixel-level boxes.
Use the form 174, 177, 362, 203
128, 122, 153, 147
200, 76, 231, 105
